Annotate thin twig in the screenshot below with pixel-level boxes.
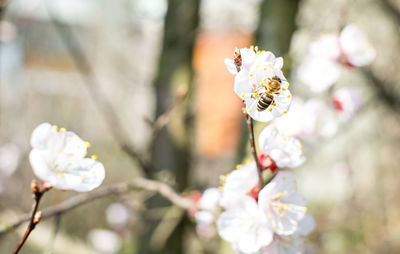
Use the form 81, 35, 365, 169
12, 181, 51, 254
44, 3, 153, 178
1, 177, 197, 236
242, 109, 263, 190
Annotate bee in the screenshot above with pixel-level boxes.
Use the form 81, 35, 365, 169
233, 48, 242, 72
256, 76, 282, 112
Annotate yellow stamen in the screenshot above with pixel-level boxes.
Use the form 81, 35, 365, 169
84, 141, 91, 148
52, 125, 58, 131
249, 74, 253, 77
80, 175, 85, 180
282, 88, 286, 91
287, 95, 291, 98
245, 159, 251, 164
241, 93, 245, 98
236, 164, 242, 169
249, 109, 252, 112
283, 111, 287, 114
91, 154, 98, 160
269, 108, 273, 112
60, 127, 66, 132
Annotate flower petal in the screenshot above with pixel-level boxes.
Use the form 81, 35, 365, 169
224, 58, 238, 74
70, 158, 105, 192
30, 123, 53, 149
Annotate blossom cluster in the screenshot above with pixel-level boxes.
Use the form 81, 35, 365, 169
193, 122, 312, 253
192, 46, 315, 253
298, 24, 375, 93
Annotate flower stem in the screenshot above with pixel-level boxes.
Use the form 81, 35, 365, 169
13, 181, 51, 254
243, 110, 263, 190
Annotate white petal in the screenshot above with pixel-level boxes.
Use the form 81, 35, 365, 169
195, 210, 215, 225
200, 188, 221, 212
217, 210, 247, 243
340, 24, 376, 66
60, 131, 88, 159
297, 56, 340, 93
234, 70, 253, 99
246, 99, 274, 122
296, 214, 316, 236
29, 149, 54, 183
224, 58, 238, 74
274, 57, 284, 69
30, 123, 53, 149
70, 158, 105, 192
237, 226, 273, 253
240, 48, 257, 70
222, 162, 258, 196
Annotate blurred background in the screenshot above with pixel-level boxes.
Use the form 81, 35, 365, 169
0, 0, 400, 253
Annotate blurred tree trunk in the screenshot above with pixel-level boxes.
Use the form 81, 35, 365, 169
255, 0, 300, 57
139, 0, 200, 253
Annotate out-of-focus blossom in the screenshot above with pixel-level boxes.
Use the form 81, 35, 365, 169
29, 123, 105, 192
225, 47, 292, 122
87, 229, 122, 254
339, 24, 376, 67
298, 24, 375, 93
258, 171, 308, 235
332, 87, 362, 121
275, 98, 339, 140
304, 99, 339, 138
217, 195, 273, 253
331, 162, 350, 179
258, 124, 306, 169
0, 143, 21, 177
297, 56, 341, 93
106, 203, 130, 229
193, 188, 221, 238
199, 187, 221, 212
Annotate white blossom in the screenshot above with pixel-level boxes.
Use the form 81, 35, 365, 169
258, 171, 308, 235
258, 124, 306, 169
87, 229, 122, 254
297, 56, 340, 93
339, 24, 376, 67
217, 195, 274, 253
298, 24, 375, 93
219, 162, 259, 209
0, 143, 20, 177
194, 188, 221, 238
106, 203, 130, 229
225, 47, 292, 122
332, 87, 362, 121
29, 122, 105, 192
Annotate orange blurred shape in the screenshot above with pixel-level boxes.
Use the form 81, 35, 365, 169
193, 32, 252, 158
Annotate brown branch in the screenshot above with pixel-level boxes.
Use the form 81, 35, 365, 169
362, 68, 400, 112
242, 109, 263, 190
0, 177, 197, 236
381, 0, 400, 24
12, 181, 51, 254
44, 3, 153, 178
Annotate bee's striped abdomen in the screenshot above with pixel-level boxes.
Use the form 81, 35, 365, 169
257, 93, 274, 111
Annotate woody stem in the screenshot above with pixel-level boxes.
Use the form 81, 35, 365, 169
244, 111, 263, 190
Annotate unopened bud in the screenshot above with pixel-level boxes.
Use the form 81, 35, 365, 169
33, 211, 42, 224
31, 180, 40, 194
